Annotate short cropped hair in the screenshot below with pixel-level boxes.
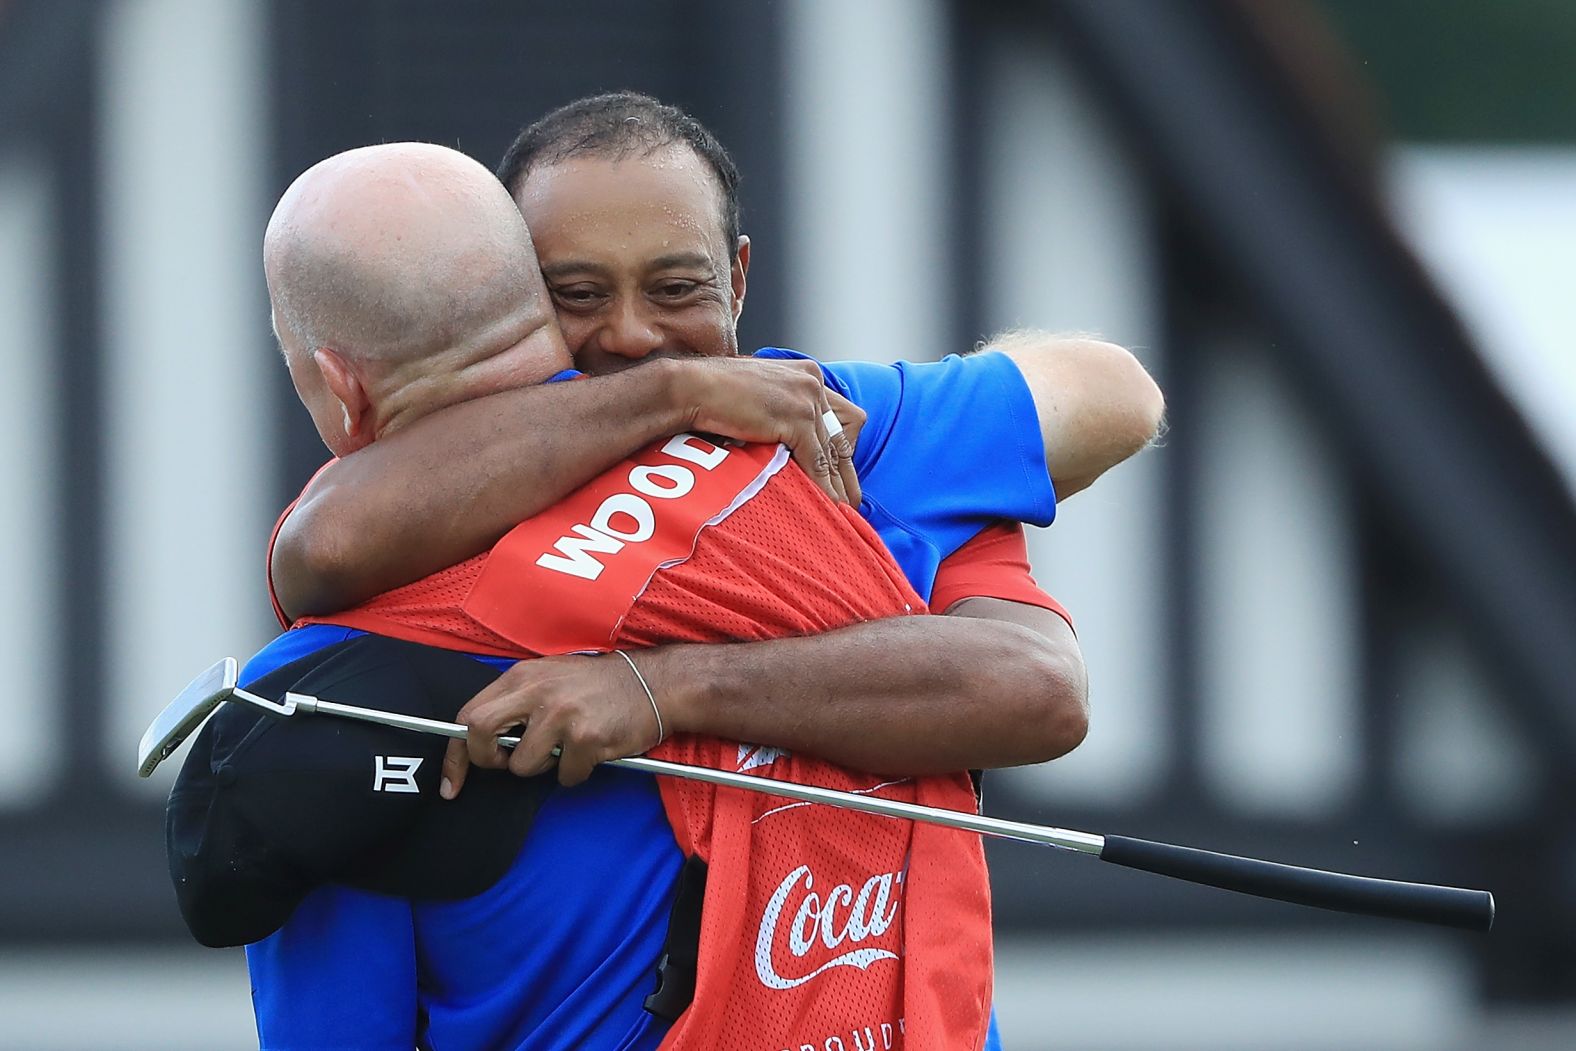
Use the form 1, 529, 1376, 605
496, 91, 742, 250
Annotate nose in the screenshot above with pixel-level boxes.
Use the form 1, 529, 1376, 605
597, 299, 665, 362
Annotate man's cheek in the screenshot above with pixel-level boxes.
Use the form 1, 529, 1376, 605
673, 307, 738, 358
556, 317, 598, 362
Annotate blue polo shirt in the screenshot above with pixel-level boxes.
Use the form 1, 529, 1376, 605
754, 349, 1056, 599
244, 350, 1053, 1050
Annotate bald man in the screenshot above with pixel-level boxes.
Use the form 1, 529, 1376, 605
228, 142, 1075, 1049
259, 145, 1093, 786
265, 143, 573, 458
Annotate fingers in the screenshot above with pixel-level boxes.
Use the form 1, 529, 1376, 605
456, 672, 539, 774
783, 365, 840, 502
788, 407, 841, 503
824, 391, 862, 505
455, 698, 559, 783
813, 394, 850, 504
459, 692, 511, 771
505, 715, 561, 780
446, 652, 668, 791
833, 430, 860, 505
685, 357, 852, 503
440, 738, 469, 800
791, 361, 856, 505
826, 389, 866, 449
555, 746, 599, 788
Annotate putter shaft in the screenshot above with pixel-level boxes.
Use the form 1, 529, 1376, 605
277, 689, 1101, 852
139, 664, 1494, 930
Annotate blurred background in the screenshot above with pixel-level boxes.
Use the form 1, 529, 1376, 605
1, 0, 1573, 1047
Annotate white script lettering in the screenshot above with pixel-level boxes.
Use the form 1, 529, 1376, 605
535, 435, 730, 580
755, 865, 903, 990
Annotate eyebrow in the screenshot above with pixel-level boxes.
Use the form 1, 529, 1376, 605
540, 251, 716, 281
647, 252, 714, 271
540, 260, 611, 280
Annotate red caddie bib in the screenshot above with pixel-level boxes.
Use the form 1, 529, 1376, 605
326, 435, 995, 1049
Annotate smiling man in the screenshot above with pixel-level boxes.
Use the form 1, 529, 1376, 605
272, 94, 1163, 786
230, 140, 1062, 1051
256, 95, 1164, 1050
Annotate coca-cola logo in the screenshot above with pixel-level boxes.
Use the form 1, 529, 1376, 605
755, 864, 903, 990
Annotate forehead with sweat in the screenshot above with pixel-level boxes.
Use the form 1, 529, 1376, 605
263, 142, 546, 367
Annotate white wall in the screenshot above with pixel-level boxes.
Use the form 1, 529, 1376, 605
979, 35, 1170, 807
1391, 148, 1576, 498
782, 0, 952, 364
1385, 147, 1565, 826
1194, 336, 1359, 818
100, 0, 277, 793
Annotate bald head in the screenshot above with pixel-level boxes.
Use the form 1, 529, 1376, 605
264, 142, 567, 452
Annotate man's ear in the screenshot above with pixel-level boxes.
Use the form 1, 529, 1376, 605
730, 235, 750, 323
312, 347, 374, 452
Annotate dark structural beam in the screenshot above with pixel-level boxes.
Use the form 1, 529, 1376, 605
1045, 0, 1576, 748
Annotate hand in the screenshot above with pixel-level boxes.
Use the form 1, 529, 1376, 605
441, 652, 663, 795
667, 356, 863, 505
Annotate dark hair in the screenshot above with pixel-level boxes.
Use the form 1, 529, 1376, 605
496, 91, 742, 250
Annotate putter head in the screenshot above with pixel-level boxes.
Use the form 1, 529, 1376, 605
137, 658, 239, 778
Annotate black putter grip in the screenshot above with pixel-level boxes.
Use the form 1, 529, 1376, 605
1099, 835, 1494, 931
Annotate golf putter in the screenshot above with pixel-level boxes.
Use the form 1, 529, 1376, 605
138, 657, 1494, 931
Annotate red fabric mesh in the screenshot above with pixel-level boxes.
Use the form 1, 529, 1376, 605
622, 465, 921, 646
301, 450, 992, 1048
652, 728, 990, 1050
297, 553, 527, 658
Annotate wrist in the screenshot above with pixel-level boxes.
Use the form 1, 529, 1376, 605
614, 650, 665, 746
633, 643, 726, 737
647, 357, 701, 435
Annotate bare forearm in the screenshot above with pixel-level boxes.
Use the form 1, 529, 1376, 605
993, 332, 1165, 499
643, 613, 1086, 776
275, 355, 860, 620
275, 363, 689, 618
